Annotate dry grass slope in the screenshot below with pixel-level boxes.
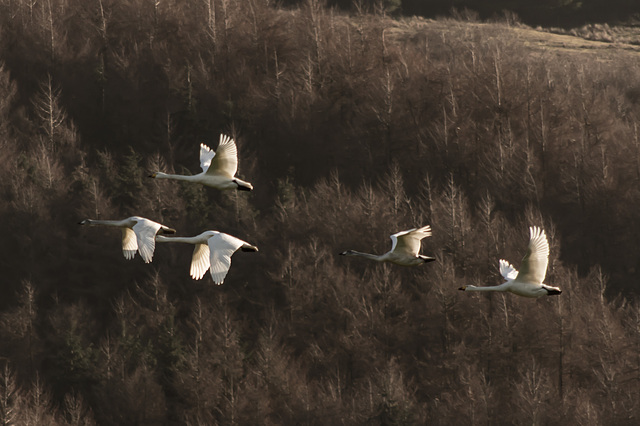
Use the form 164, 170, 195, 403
386, 17, 640, 60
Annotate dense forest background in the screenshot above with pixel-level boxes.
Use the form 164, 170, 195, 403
0, 0, 639, 424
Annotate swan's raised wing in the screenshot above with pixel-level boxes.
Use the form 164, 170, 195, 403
190, 243, 211, 280
390, 225, 432, 256
207, 232, 245, 285
121, 228, 138, 260
499, 259, 518, 280
132, 219, 162, 263
206, 134, 238, 178
515, 226, 549, 284
199, 143, 216, 173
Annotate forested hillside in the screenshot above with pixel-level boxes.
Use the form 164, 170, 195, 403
0, 0, 639, 424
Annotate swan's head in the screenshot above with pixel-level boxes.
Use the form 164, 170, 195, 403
339, 250, 354, 256
78, 219, 91, 225
458, 285, 468, 291
149, 172, 172, 179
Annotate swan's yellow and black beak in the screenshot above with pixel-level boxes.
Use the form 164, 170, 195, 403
149, 172, 157, 178
458, 286, 467, 291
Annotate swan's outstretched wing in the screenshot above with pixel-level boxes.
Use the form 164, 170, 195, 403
121, 228, 138, 260
390, 225, 432, 256
190, 243, 211, 280
515, 226, 549, 284
499, 259, 518, 280
132, 219, 162, 263
199, 143, 216, 173
206, 134, 238, 178
207, 233, 245, 285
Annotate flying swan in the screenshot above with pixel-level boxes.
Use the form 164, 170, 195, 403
156, 231, 258, 284
339, 225, 435, 266
149, 134, 253, 191
78, 216, 176, 263
459, 226, 562, 297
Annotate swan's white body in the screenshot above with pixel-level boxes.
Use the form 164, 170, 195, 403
156, 231, 258, 284
459, 226, 562, 298
79, 216, 176, 263
149, 134, 253, 191
339, 225, 435, 266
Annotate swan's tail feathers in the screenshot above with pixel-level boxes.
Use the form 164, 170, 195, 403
419, 255, 436, 263
235, 179, 253, 191
544, 286, 562, 296
241, 243, 258, 252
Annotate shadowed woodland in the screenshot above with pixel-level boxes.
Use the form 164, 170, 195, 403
0, 0, 639, 424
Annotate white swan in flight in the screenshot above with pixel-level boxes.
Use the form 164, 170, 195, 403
156, 231, 258, 284
149, 134, 253, 191
459, 226, 562, 297
339, 225, 435, 266
78, 216, 176, 263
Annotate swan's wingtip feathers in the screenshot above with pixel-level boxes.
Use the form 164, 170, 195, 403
219, 134, 234, 145
189, 260, 206, 280
499, 258, 515, 268
417, 224, 432, 235
529, 225, 546, 239
499, 259, 518, 280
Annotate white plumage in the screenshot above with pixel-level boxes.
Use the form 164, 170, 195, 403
339, 225, 435, 266
459, 226, 562, 298
79, 216, 176, 263
156, 230, 258, 285
150, 134, 253, 191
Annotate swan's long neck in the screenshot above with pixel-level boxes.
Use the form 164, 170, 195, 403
460, 283, 510, 292
80, 219, 129, 227
156, 235, 203, 245
151, 172, 198, 182
341, 250, 385, 262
